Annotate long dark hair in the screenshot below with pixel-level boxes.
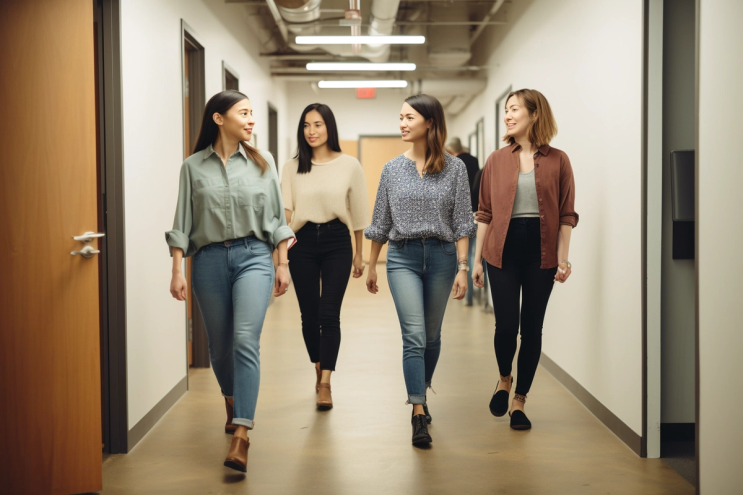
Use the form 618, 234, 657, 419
193, 90, 268, 173
404, 94, 447, 174
294, 103, 342, 174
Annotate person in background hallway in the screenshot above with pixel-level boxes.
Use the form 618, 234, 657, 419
365, 94, 476, 446
447, 137, 480, 306
473, 89, 578, 431
166, 90, 294, 472
281, 103, 370, 410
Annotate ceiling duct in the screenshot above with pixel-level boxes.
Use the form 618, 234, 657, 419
274, 0, 322, 24
427, 3, 471, 66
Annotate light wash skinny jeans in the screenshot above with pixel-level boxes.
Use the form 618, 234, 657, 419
386, 237, 457, 404
192, 236, 275, 428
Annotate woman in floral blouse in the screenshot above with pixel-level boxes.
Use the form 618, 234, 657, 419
365, 94, 476, 446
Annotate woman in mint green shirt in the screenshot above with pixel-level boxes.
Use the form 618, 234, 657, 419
166, 90, 294, 472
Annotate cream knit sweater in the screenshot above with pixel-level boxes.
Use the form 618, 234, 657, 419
280, 154, 370, 234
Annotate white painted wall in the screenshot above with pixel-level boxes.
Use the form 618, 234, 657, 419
284, 83, 407, 161
120, 0, 288, 430
698, 0, 743, 491
450, 0, 645, 435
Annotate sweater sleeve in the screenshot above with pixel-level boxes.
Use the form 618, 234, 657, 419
348, 162, 371, 231
451, 158, 477, 239
280, 160, 294, 212
165, 162, 194, 257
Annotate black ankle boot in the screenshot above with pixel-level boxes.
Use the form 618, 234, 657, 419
411, 414, 432, 445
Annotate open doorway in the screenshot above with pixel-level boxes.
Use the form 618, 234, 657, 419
268, 103, 279, 167
182, 21, 210, 369
222, 60, 239, 91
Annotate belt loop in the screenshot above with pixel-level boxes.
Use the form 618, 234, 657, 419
243, 237, 249, 249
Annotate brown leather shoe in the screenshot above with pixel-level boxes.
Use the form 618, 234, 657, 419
317, 383, 333, 410
224, 397, 237, 434
315, 363, 321, 393
224, 435, 249, 472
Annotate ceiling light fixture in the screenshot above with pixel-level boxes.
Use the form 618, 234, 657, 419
318, 80, 409, 89
296, 35, 425, 45
307, 62, 416, 71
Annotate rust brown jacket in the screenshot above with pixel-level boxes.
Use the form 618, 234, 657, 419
476, 143, 579, 269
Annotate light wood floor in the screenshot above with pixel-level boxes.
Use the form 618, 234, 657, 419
102, 266, 693, 495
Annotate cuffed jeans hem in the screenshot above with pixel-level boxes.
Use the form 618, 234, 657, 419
232, 418, 254, 429
407, 394, 427, 405
222, 393, 233, 399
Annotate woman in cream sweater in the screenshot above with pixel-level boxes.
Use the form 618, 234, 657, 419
281, 103, 370, 409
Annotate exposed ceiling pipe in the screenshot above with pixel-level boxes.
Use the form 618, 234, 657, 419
470, 0, 505, 45
274, 0, 322, 23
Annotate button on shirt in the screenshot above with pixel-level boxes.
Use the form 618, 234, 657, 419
365, 153, 476, 244
476, 144, 578, 269
165, 144, 295, 257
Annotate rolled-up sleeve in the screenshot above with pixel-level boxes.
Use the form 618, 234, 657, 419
165, 163, 193, 257
364, 166, 393, 244
265, 156, 296, 247
349, 164, 370, 231
452, 159, 476, 239
475, 159, 493, 224
558, 154, 579, 228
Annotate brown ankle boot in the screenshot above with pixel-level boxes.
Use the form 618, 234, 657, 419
317, 383, 333, 410
224, 397, 237, 434
224, 435, 249, 472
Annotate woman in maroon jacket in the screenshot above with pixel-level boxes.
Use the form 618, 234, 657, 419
473, 89, 578, 430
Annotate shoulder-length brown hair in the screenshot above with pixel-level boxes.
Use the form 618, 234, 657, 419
193, 90, 269, 173
405, 94, 448, 174
502, 89, 557, 148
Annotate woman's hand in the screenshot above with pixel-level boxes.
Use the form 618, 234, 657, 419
452, 270, 467, 300
554, 262, 572, 283
274, 265, 291, 297
366, 267, 379, 294
472, 262, 485, 289
352, 253, 365, 278
170, 272, 188, 301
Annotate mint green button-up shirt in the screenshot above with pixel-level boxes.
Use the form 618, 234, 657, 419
165, 144, 294, 257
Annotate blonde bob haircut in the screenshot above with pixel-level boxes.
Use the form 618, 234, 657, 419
502, 89, 557, 148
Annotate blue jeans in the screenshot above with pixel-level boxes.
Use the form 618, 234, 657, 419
192, 236, 275, 429
386, 238, 457, 404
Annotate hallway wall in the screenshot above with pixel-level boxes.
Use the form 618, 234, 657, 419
697, 0, 743, 491
449, 0, 645, 436
120, 0, 289, 433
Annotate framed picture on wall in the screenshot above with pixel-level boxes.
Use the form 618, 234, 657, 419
468, 132, 478, 159
476, 118, 485, 162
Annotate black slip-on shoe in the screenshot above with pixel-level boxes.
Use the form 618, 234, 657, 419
509, 410, 532, 430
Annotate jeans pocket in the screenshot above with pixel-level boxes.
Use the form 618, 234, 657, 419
389, 239, 405, 251
193, 245, 208, 261
440, 241, 456, 255
247, 239, 272, 257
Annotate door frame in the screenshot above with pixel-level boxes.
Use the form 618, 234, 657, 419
222, 60, 240, 91
95, 0, 128, 455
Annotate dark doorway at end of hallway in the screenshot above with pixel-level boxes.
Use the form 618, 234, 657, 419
223, 61, 239, 91
661, 424, 696, 486
268, 103, 278, 168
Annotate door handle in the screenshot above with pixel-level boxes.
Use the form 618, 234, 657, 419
73, 231, 105, 243
71, 245, 101, 258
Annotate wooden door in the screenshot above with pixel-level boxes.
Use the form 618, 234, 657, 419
359, 136, 411, 262
0, 1, 102, 493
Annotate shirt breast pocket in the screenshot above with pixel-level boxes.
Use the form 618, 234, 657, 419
192, 177, 225, 210
236, 178, 267, 210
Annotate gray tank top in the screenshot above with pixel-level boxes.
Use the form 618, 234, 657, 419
511, 169, 540, 218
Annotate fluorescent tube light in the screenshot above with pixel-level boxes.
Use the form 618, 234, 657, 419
318, 80, 408, 89
307, 62, 416, 71
296, 35, 425, 45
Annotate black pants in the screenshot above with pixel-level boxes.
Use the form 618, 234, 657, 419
288, 219, 352, 371
487, 218, 557, 396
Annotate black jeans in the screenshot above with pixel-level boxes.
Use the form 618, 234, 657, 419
288, 219, 352, 371
487, 218, 557, 396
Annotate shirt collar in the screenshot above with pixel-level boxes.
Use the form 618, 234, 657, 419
202, 142, 248, 161
510, 143, 551, 156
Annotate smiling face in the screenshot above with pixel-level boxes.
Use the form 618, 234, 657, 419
503, 95, 532, 142
303, 109, 328, 149
399, 102, 430, 143
214, 98, 254, 142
